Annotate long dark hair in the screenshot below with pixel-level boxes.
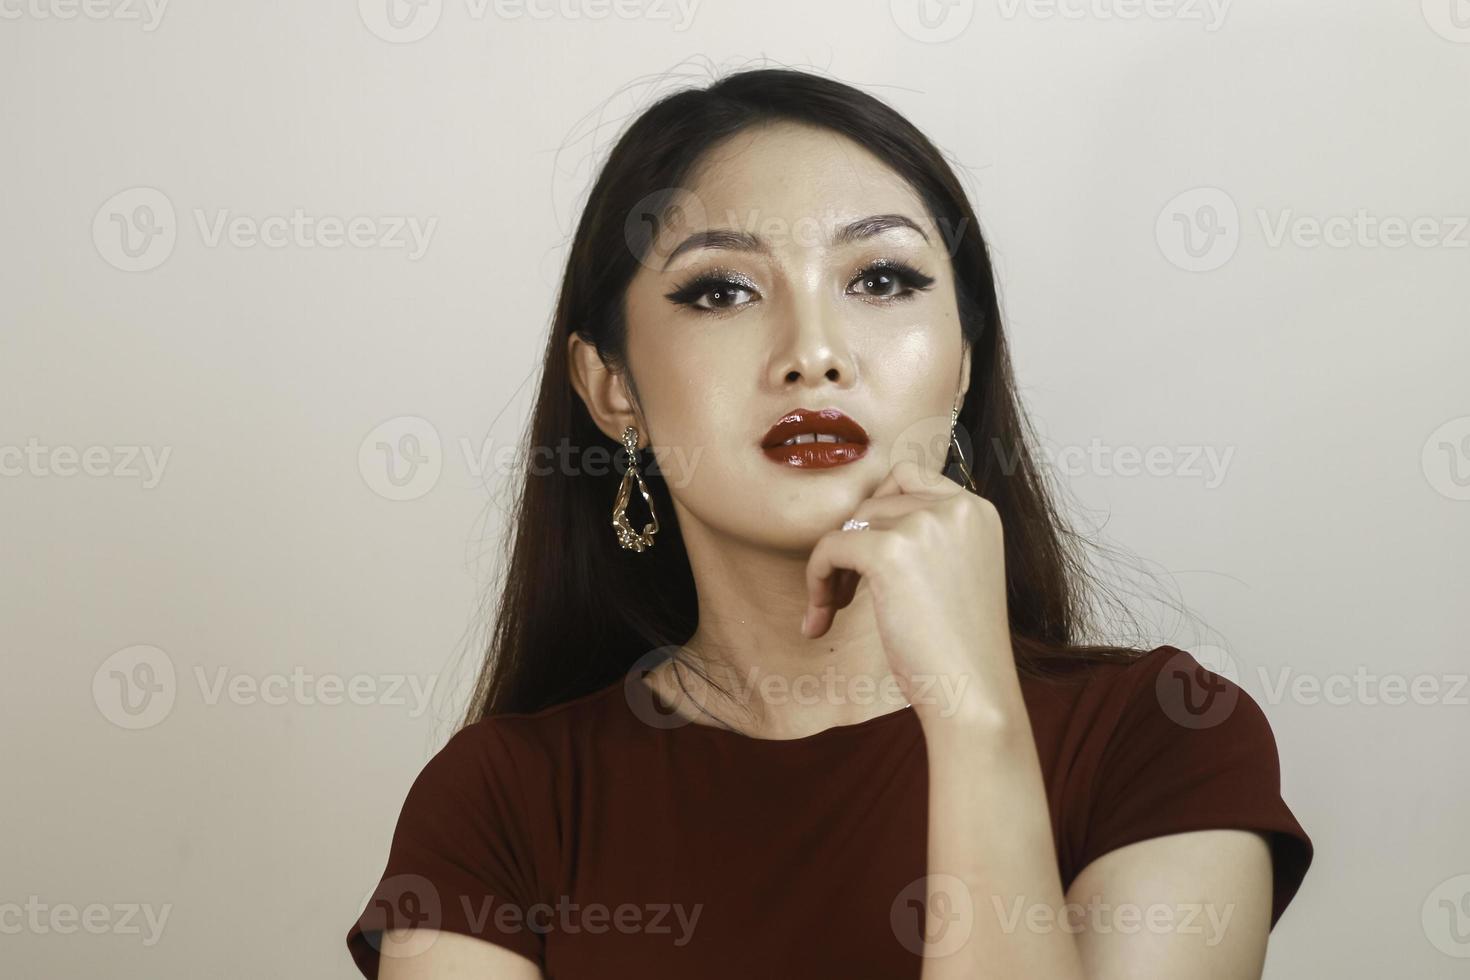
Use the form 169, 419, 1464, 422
461, 66, 1153, 724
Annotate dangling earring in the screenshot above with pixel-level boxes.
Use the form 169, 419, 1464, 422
612, 425, 659, 552
948, 404, 979, 493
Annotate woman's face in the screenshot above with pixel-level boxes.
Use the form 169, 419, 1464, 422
598, 122, 970, 552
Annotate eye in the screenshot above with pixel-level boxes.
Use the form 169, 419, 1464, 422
664, 268, 761, 313
847, 259, 936, 302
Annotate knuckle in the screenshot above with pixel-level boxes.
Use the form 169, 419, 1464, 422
875, 532, 907, 565
910, 507, 943, 537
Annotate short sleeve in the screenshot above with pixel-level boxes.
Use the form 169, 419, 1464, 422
346, 722, 545, 977
1074, 647, 1314, 929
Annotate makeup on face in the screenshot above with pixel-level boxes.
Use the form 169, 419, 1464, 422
759, 407, 869, 469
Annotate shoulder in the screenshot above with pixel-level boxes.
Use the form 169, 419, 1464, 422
1023, 644, 1290, 813
1030, 645, 1314, 929
1022, 644, 1266, 748
372, 681, 637, 902
1081, 644, 1279, 759
346, 688, 631, 976
415, 677, 639, 789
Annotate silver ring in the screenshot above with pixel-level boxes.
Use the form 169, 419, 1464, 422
841, 519, 870, 532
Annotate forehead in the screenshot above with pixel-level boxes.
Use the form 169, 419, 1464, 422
681, 122, 929, 235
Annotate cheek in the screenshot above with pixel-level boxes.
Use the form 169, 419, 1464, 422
636, 365, 747, 491
862, 320, 964, 472
864, 320, 956, 398
634, 318, 750, 427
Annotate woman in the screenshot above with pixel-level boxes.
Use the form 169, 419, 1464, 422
346, 67, 1312, 979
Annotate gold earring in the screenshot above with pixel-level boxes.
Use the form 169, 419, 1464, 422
948, 404, 978, 493
612, 425, 659, 552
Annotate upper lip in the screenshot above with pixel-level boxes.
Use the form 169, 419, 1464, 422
760, 407, 870, 448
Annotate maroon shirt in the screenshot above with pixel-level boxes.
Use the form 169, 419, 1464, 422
346, 645, 1312, 978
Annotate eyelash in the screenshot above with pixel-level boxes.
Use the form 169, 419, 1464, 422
664, 259, 936, 314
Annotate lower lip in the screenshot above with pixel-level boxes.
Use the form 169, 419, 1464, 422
761, 442, 869, 468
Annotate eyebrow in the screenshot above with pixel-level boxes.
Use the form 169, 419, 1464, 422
659, 212, 931, 271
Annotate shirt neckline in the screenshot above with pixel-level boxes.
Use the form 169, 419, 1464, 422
638, 681, 918, 746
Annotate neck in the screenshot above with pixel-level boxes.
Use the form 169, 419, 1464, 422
665, 516, 908, 739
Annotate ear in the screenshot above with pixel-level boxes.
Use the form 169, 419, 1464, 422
567, 330, 642, 447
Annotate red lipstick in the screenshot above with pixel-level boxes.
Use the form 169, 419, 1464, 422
760, 407, 869, 469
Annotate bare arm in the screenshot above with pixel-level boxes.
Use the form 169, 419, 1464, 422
1064, 828, 1273, 979
919, 718, 1274, 979
377, 928, 542, 980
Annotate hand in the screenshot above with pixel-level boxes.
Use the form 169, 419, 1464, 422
801, 459, 1022, 729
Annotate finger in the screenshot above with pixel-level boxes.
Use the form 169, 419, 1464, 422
848, 493, 935, 524
808, 486, 934, 636
871, 457, 963, 500
803, 525, 886, 638
830, 496, 939, 612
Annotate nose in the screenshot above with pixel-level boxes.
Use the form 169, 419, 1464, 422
767, 293, 857, 390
